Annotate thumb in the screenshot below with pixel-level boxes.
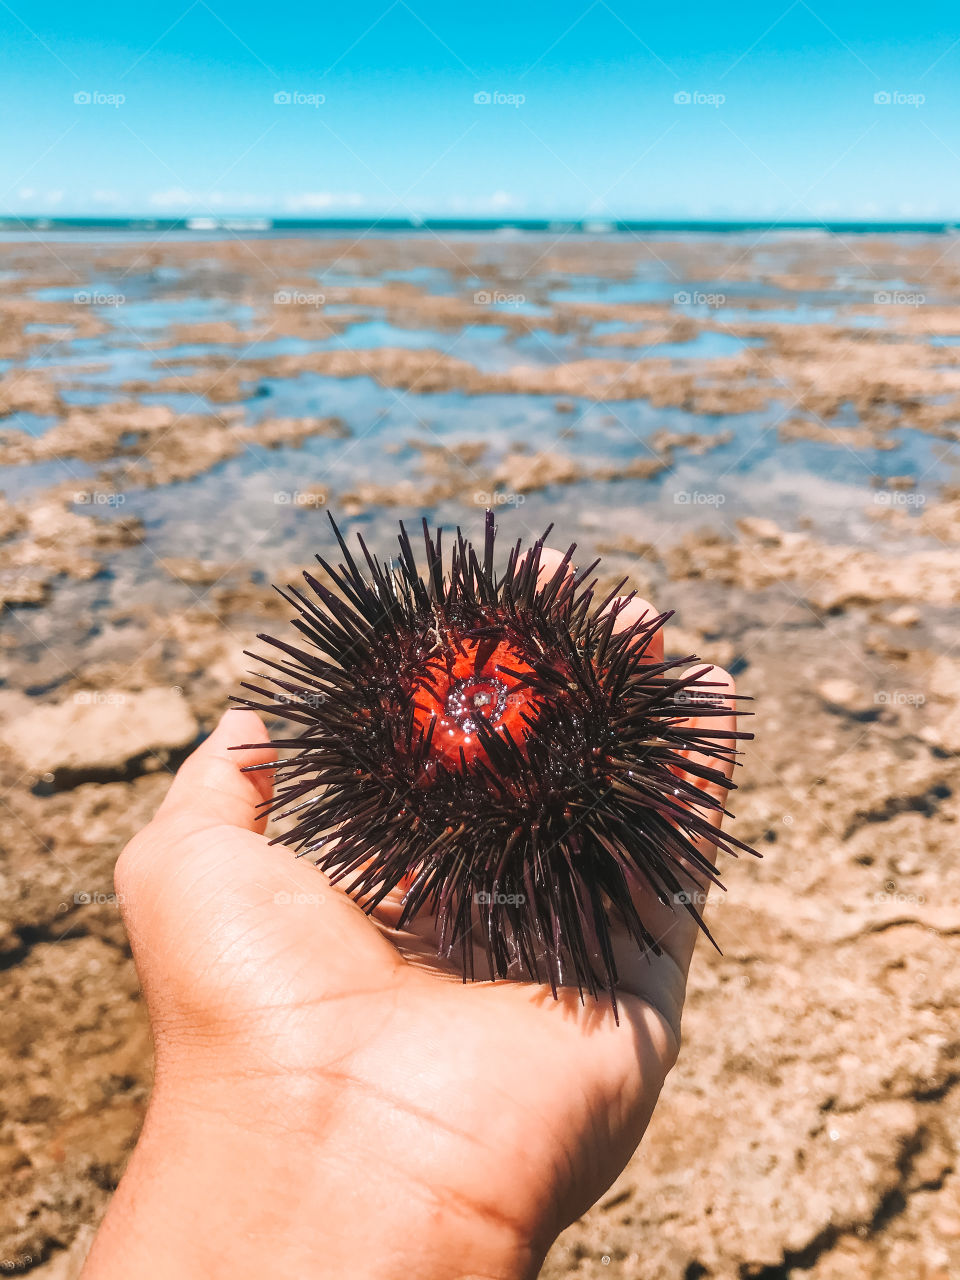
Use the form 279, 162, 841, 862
154, 709, 276, 837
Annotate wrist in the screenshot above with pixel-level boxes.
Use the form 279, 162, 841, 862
82, 1061, 540, 1280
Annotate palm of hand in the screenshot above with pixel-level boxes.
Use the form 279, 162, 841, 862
116, 577, 736, 1267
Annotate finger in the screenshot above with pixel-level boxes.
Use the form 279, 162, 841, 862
603, 593, 665, 665
640, 665, 737, 978
609, 668, 737, 994
117, 709, 399, 996
535, 545, 572, 586
154, 709, 276, 837
540, 543, 666, 664
675, 664, 738, 833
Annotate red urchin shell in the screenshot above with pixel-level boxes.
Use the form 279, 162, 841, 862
410, 637, 540, 767
233, 511, 755, 1012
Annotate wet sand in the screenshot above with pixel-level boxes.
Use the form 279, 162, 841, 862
1, 231, 959, 1278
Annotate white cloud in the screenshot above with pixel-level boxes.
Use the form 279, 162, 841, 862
284, 192, 366, 212
13, 189, 65, 207
447, 191, 524, 214
206, 192, 270, 209
4, 187, 67, 212
148, 187, 195, 209
145, 189, 366, 214
488, 190, 519, 210
147, 189, 269, 211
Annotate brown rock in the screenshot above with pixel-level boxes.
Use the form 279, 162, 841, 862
0, 689, 198, 786
495, 450, 581, 492
817, 678, 879, 719
0, 568, 51, 608
736, 515, 783, 546
888, 605, 920, 627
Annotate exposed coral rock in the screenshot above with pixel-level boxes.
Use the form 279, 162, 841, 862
0, 688, 198, 786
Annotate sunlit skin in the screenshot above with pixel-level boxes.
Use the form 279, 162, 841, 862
82, 549, 738, 1280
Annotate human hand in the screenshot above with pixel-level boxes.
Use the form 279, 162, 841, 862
82, 559, 737, 1280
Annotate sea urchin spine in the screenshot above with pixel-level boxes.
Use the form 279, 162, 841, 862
233, 512, 755, 1012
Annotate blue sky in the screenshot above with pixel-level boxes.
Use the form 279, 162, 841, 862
2, 0, 959, 220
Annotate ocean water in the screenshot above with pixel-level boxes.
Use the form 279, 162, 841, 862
2, 228, 957, 622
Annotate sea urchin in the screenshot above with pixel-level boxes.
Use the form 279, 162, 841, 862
233, 512, 754, 1011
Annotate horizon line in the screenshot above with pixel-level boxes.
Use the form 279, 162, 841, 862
1, 214, 958, 235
